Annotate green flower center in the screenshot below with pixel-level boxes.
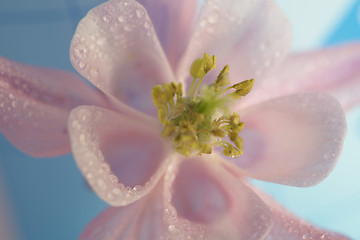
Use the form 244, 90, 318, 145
152, 53, 254, 158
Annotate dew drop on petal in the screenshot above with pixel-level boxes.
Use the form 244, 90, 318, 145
102, 15, 111, 23
208, 11, 219, 24
78, 61, 86, 69
118, 15, 125, 23
168, 225, 179, 234
112, 187, 121, 196
133, 185, 143, 191
136, 9, 144, 18
96, 37, 106, 46
123, 25, 133, 32
79, 134, 86, 145
144, 22, 150, 29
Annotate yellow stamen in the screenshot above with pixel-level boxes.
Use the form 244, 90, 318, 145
151, 53, 254, 158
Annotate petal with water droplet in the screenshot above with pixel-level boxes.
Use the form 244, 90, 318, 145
0, 56, 108, 157
164, 156, 273, 240
68, 105, 170, 206
177, 0, 292, 85
236, 93, 347, 187
250, 186, 351, 240
243, 43, 360, 111
70, 0, 175, 116
137, 0, 198, 70
79, 181, 168, 240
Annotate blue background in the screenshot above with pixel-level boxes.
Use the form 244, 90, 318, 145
0, 0, 359, 239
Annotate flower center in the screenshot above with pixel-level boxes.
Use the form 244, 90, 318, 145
151, 53, 254, 158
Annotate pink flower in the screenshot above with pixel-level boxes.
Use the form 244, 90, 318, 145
0, 0, 359, 239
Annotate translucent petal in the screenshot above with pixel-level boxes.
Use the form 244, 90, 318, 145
0, 56, 107, 157
241, 43, 360, 111
164, 156, 273, 240
235, 93, 347, 187
250, 186, 351, 240
177, 0, 292, 86
80, 182, 167, 240
70, 0, 175, 116
137, 0, 198, 69
68, 105, 170, 206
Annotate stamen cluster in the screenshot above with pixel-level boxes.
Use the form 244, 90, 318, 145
152, 53, 254, 158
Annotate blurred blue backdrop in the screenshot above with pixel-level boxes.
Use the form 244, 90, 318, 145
0, 0, 359, 239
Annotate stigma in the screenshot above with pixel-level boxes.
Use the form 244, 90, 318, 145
151, 53, 254, 158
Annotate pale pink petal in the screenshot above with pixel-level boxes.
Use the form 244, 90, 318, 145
242, 43, 360, 111
163, 156, 273, 240
235, 93, 347, 187
70, 0, 175, 116
68, 105, 171, 206
80, 181, 167, 240
137, 0, 198, 70
177, 0, 292, 86
250, 186, 351, 240
0, 56, 108, 157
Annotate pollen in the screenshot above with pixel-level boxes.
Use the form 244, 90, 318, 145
151, 53, 254, 158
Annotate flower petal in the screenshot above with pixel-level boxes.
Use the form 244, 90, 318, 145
177, 0, 292, 85
68, 105, 170, 206
164, 156, 273, 240
0, 56, 107, 157
236, 93, 347, 187
70, 0, 175, 116
243, 43, 360, 111
80, 181, 167, 240
251, 187, 351, 240
137, 0, 198, 70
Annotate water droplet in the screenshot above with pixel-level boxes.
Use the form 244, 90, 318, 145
79, 134, 86, 145
97, 179, 107, 190
112, 187, 121, 196
133, 185, 143, 191
124, 25, 133, 32
199, 20, 206, 27
96, 37, 106, 46
168, 225, 179, 234
118, 15, 125, 23
74, 44, 88, 58
136, 9, 144, 18
107, 193, 114, 200
89, 68, 99, 78
100, 163, 110, 173
86, 173, 93, 180
72, 120, 80, 129
78, 61, 86, 69
302, 234, 308, 239
9, 93, 14, 99
108, 174, 118, 184
208, 11, 219, 24
144, 22, 150, 29
102, 15, 111, 23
